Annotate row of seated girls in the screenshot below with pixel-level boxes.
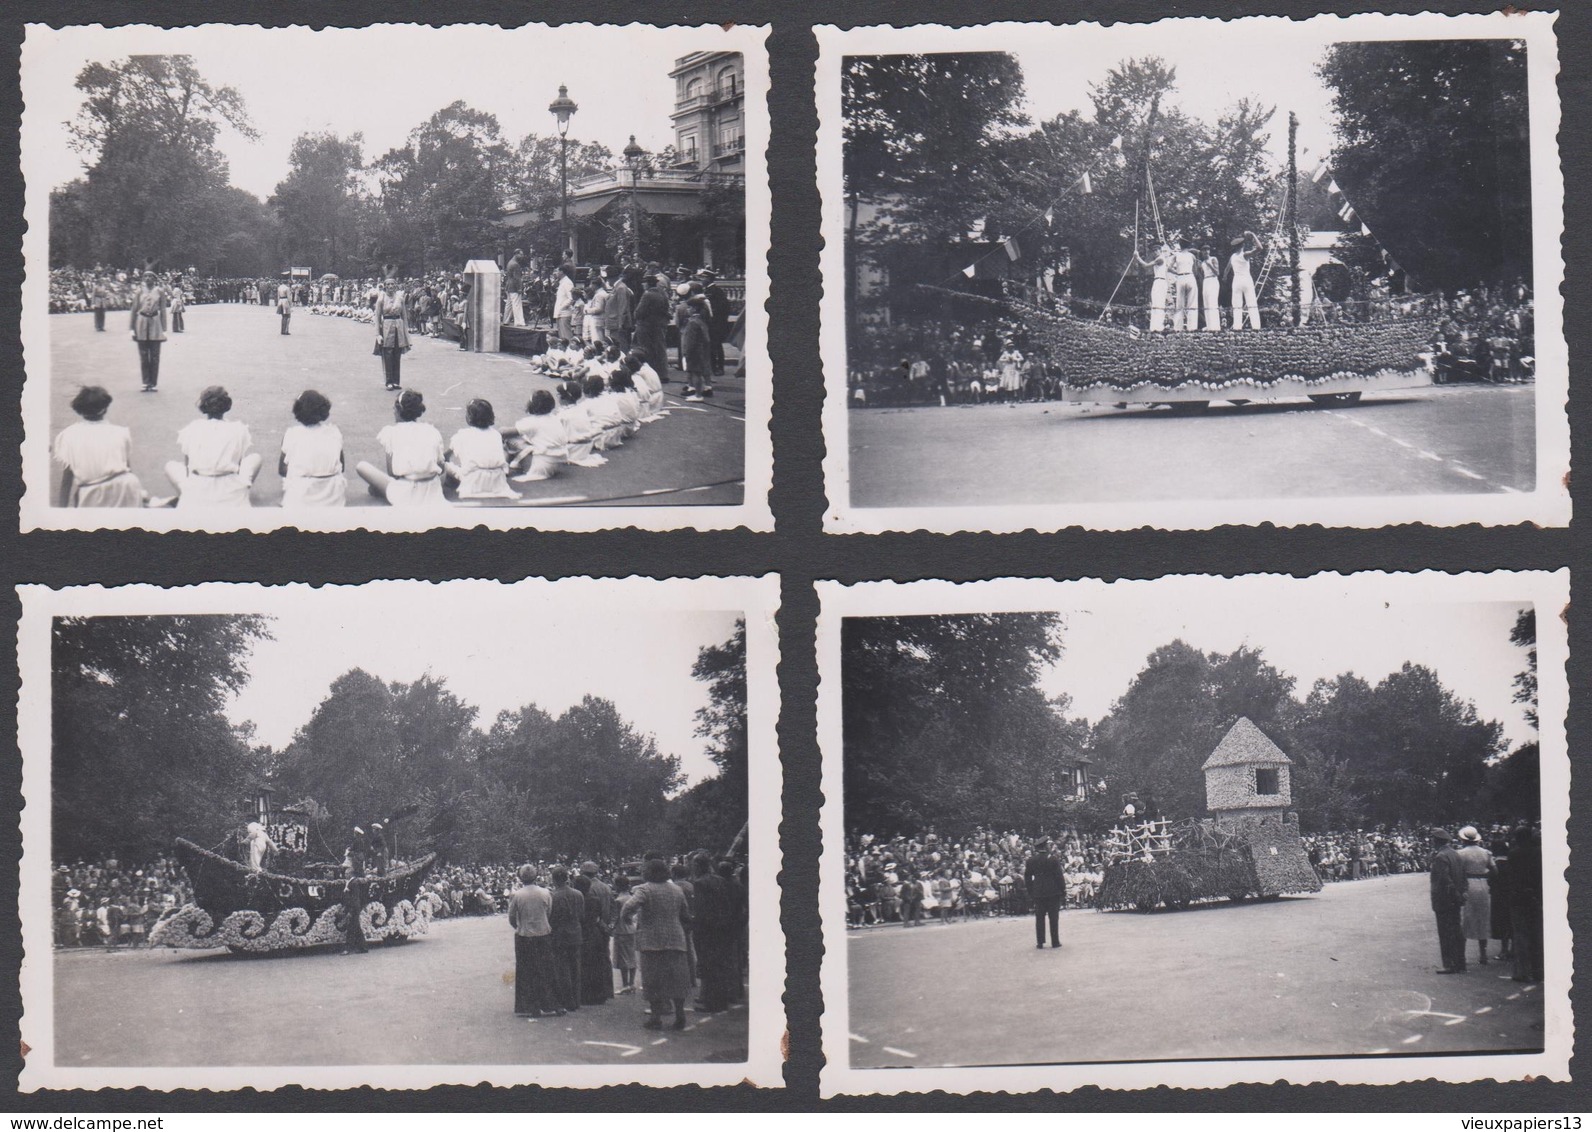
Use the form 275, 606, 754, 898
50, 350, 671, 509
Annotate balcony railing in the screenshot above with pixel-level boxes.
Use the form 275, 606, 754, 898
673, 82, 743, 114
712, 136, 745, 158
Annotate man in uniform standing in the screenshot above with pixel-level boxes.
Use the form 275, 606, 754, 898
91, 277, 108, 332
503, 249, 527, 327
1023, 838, 1066, 950
1429, 827, 1469, 973
634, 273, 673, 385
129, 272, 168, 392
698, 269, 731, 379
277, 279, 293, 335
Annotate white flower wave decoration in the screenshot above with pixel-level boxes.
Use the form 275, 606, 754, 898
149, 899, 430, 952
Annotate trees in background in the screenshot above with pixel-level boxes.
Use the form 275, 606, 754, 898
51, 615, 273, 861
841, 613, 1085, 834
269, 132, 370, 276
50, 55, 262, 271
669, 620, 750, 853
1318, 39, 1532, 290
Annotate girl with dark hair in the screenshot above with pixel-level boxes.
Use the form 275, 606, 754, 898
52, 386, 150, 507
279, 390, 346, 508
607, 370, 645, 437
509, 389, 568, 482
621, 859, 693, 1031
624, 350, 667, 421
165, 385, 262, 507
373, 278, 411, 390
444, 398, 518, 500
584, 374, 628, 452
356, 390, 446, 505
557, 380, 607, 468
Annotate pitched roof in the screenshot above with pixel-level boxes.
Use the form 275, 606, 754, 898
1201, 717, 1292, 770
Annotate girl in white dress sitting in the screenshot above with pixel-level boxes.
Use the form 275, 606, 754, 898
583, 374, 629, 451
278, 390, 346, 508
356, 389, 447, 505
624, 349, 668, 421
508, 389, 569, 483
445, 398, 519, 501
52, 386, 152, 508
556, 380, 607, 468
165, 386, 262, 508
607, 370, 645, 437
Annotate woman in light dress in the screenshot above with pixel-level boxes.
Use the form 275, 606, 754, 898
997, 345, 1024, 402
444, 398, 519, 500
165, 386, 262, 508
555, 381, 606, 468
52, 386, 151, 508
1456, 825, 1498, 965
509, 389, 568, 483
279, 390, 346, 508
356, 389, 446, 505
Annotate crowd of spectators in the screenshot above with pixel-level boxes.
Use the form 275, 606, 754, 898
844, 821, 1538, 929
52, 857, 193, 947
51, 851, 740, 947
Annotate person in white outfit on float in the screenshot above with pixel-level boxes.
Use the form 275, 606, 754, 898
1169, 239, 1198, 331
1135, 242, 1174, 333
1227, 231, 1264, 329
1198, 246, 1222, 331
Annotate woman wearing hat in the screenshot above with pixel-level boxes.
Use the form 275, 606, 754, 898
129, 271, 169, 391
1455, 826, 1498, 965
679, 291, 714, 402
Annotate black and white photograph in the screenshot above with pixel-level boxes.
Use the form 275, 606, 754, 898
17, 576, 784, 1090
816, 572, 1571, 1095
20, 23, 772, 531
817, 13, 1567, 532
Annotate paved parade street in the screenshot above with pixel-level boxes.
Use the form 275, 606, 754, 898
48, 304, 747, 508
847, 873, 1543, 1069
54, 915, 749, 1067
848, 385, 1535, 508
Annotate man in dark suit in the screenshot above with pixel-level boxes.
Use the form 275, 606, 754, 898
1023, 838, 1066, 950
697, 269, 731, 378
548, 865, 584, 1012
1429, 827, 1469, 973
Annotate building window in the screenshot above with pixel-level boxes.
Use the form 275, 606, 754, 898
685, 77, 703, 102
1255, 768, 1280, 796
682, 135, 698, 165
718, 67, 738, 97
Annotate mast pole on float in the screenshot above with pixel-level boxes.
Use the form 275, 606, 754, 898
1287, 111, 1301, 328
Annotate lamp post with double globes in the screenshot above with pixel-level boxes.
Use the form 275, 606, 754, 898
623, 135, 646, 264
548, 84, 578, 261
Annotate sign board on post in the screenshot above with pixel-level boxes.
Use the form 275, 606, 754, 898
463, 259, 501, 353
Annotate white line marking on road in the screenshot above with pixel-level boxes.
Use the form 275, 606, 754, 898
1401, 1034, 1424, 1045
1407, 1010, 1467, 1024
1417, 449, 1443, 461
583, 1041, 643, 1057
641, 488, 674, 495
882, 1046, 918, 1059
1369, 1048, 1392, 1055
651, 1038, 668, 1046
1475, 1007, 1493, 1015
1366, 426, 1389, 437
1390, 437, 1415, 449
1443, 1016, 1467, 1026
850, 1034, 870, 1043
1507, 993, 1522, 1001
1451, 467, 1486, 480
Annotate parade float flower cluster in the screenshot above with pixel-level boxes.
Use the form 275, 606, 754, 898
1036, 312, 1441, 391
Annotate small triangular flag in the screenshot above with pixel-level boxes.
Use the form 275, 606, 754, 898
1080, 171, 1092, 195
1360, 223, 1372, 237
1003, 236, 1021, 261
1110, 135, 1123, 151
1339, 202, 1355, 222
1327, 178, 1342, 195
1311, 163, 1327, 183
1043, 206, 1055, 227
962, 264, 976, 278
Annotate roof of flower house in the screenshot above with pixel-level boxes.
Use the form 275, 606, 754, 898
1201, 716, 1292, 770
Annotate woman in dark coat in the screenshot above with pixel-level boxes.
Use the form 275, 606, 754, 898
680, 294, 714, 402
572, 875, 613, 1006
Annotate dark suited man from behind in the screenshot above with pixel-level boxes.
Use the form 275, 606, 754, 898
1429, 827, 1469, 974
341, 830, 370, 955
1023, 838, 1067, 950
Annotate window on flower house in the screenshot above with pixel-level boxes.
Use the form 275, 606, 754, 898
1255, 768, 1280, 796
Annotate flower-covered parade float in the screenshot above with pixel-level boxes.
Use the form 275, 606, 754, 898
1095, 717, 1323, 913
151, 794, 436, 955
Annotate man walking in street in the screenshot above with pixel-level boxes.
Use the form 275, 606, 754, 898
508, 865, 559, 1017
1023, 838, 1066, 950
1429, 827, 1470, 973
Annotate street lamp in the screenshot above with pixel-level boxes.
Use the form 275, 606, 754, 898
548, 84, 579, 261
623, 135, 646, 264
